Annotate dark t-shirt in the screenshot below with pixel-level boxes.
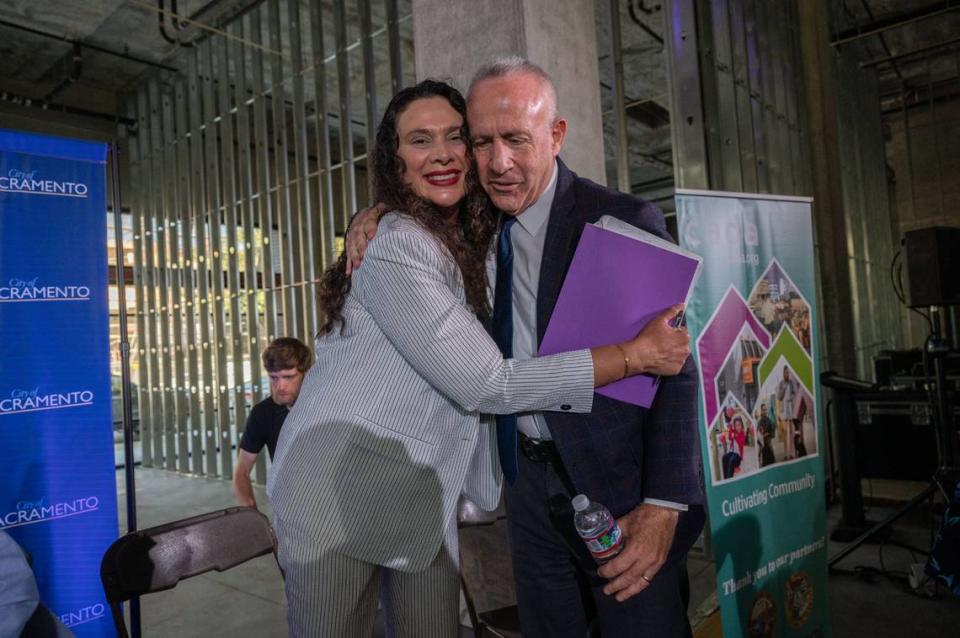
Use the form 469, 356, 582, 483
239, 396, 290, 460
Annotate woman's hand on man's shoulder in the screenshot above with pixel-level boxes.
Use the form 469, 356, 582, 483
345, 202, 389, 275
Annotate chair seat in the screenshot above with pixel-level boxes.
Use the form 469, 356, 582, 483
100, 506, 279, 638
478, 605, 521, 636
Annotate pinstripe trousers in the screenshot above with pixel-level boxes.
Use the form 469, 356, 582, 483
276, 514, 461, 637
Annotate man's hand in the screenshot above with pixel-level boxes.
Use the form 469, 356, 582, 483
344, 202, 388, 275
628, 304, 690, 376
597, 503, 679, 602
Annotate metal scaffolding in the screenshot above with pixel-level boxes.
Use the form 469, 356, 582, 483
662, 0, 813, 195
125, 0, 411, 476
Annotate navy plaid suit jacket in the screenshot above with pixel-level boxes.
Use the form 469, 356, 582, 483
539, 160, 705, 558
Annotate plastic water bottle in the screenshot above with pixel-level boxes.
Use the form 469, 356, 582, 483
572, 494, 624, 563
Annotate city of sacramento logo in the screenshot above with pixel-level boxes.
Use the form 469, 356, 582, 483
748, 591, 776, 638
0, 387, 95, 416
1, 496, 100, 530
59, 602, 107, 629
0, 169, 88, 197
0, 277, 91, 303
784, 571, 814, 629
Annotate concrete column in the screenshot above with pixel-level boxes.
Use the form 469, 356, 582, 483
412, 0, 606, 185
798, 0, 858, 376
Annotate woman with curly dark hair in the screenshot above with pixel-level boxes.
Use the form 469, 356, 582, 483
317, 80, 497, 337
268, 80, 669, 637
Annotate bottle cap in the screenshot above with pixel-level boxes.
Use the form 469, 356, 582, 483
572, 494, 590, 512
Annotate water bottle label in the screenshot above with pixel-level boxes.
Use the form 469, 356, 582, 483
582, 520, 623, 560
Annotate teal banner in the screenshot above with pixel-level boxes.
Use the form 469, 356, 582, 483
678, 192, 828, 638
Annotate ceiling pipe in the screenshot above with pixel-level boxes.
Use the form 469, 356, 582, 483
627, 0, 664, 46
158, 0, 200, 46
0, 18, 178, 72
155, 0, 267, 50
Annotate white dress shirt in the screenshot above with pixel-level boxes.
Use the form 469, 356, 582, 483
508, 163, 559, 440
493, 160, 688, 511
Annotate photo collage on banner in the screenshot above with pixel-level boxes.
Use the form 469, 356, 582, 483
678, 191, 828, 638
0, 129, 118, 637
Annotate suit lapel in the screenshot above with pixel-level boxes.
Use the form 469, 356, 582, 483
536, 159, 584, 347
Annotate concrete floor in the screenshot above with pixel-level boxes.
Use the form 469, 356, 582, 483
824, 497, 960, 638
116, 467, 960, 637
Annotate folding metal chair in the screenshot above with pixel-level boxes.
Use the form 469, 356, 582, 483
100, 506, 279, 638
458, 497, 520, 638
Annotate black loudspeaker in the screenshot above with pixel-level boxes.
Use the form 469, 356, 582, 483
903, 226, 960, 308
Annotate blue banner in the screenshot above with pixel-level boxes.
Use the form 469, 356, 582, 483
1, 129, 118, 636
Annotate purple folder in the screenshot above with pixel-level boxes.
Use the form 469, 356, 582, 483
538, 217, 702, 407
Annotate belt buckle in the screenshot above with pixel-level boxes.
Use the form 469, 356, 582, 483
523, 436, 551, 463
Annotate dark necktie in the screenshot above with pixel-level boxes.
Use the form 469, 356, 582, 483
492, 216, 519, 484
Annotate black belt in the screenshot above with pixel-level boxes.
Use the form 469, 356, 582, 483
518, 432, 562, 464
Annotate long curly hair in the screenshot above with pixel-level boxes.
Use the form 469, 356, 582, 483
319, 80, 497, 336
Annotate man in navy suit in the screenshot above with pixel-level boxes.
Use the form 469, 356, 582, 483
348, 57, 703, 637
467, 57, 703, 638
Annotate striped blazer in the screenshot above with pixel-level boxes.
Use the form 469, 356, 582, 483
267, 213, 595, 573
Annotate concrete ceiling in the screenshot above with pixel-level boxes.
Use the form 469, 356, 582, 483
590, 0, 960, 196
1, 1, 955, 185
830, 0, 960, 113
0, 0, 415, 124
0, 1, 261, 115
